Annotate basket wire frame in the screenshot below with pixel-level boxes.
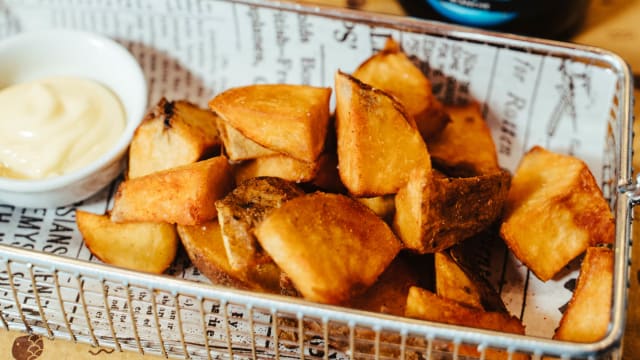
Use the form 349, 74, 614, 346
0, 0, 634, 359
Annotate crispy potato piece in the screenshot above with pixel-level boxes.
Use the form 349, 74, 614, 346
176, 221, 282, 293
210, 84, 331, 162
215, 177, 304, 273
448, 233, 508, 313
128, 98, 221, 178
348, 253, 433, 316
406, 286, 524, 333
429, 102, 501, 175
355, 195, 395, 220
394, 168, 510, 253
406, 286, 528, 360
76, 210, 177, 274
429, 169, 510, 251
500, 146, 614, 281
435, 251, 484, 309
353, 37, 449, 141
217, 118, 278, 161
436, 247, 506, 312
335, 70, 431, 196
553, 246, 613, 342
111, 156, 233, 225
234, 154, 321, 184
255, 192, 402, 304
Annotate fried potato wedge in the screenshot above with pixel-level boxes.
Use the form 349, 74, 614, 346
429, 102, 501, 175
210, 84, 331, 162
234, 154, 321, 184
215, 177, 304, 273
348, 253, 433, 316
176, 221, 282, 293
76, 210, 177, 274
448, 233, 508, 313
406, 286, 527, 360
128, 98, 221, 178
255, 192, 402, 304
394, 168, 510, 253
435, 251, 484, 309
335, 70, 431, 196
111, 156, 233, 225
436, 248, 506, 312
217, 118, 278, 161
406, 286, 524, 333
500, 146, 614, 281
553, 246, 613, 342
353, 37, 449, 141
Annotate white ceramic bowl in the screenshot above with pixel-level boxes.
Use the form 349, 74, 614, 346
0, 29, 147, 208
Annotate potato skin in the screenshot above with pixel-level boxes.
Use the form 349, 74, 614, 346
177, 221, 282, 293
394, 168, 511, 254
425, 169, 511, 252
215, 176, 304, 273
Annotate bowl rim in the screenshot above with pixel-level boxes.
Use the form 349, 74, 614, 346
0, 29, 147, 193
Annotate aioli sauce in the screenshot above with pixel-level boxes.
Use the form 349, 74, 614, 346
0, 77, 125, 179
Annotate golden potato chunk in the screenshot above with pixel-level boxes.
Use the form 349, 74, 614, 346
255, 192, 402, 304
111, 156, 233, 225
435, 251, 484, 309
353, 37, 449, 141
128, 98, 221, 178
553, 246, 613, 342
348, 253, 433, 316
76, 210, 177, 274
355, 195, 395, 221
210, 84, 331, 162
176, 221, 282, 293
406, 286, 524, 333
429, 102, 501, 175
500, 146, 614, 281
215, 177, 304, 273
394, 168, 510, 253
448, 233, 508, 313
406, 286, 527, 360
217, 118, 277, 161
335, 70, 431, 196
234, 154, 321, 184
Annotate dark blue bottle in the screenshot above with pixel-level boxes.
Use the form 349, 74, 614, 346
400, 0, 591, 40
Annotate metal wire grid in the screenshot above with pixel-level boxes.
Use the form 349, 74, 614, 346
0, 1, 634, 359
0, 253, 555, 360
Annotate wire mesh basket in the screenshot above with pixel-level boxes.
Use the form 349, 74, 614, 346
0, 0, 634, 359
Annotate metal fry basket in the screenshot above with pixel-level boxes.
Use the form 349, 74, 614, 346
0, 0, 634, 359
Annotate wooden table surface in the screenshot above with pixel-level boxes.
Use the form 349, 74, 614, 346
3, 1, 640, 359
